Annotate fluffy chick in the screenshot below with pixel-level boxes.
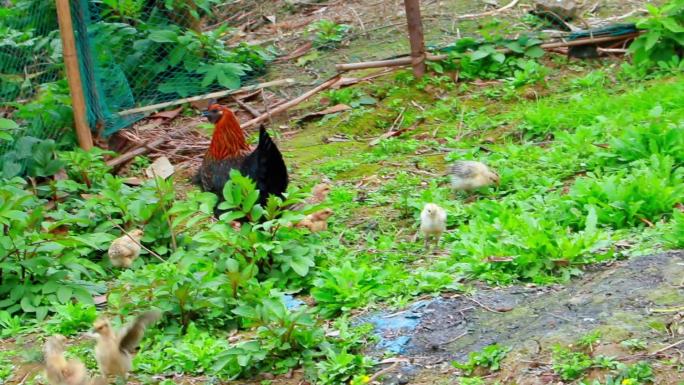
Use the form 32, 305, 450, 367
108, 229, 143, 268
296, 208, 334, 233
420, 203, 447, 251
44, 335, 89, 385
309, 183, 331, 204
450, 161, 500, 192
93, 310, 161, 378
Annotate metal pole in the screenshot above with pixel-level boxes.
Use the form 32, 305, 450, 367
55, 0, 93, 150
404, 0, 426, 78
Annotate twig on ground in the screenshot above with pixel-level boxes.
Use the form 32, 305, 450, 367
231, 95, 262, 117
439, 331, 468, 346
242, 74, 341, 129
462, 295, 506, 313
650, 339, 684, 356
454, 0, 520, 20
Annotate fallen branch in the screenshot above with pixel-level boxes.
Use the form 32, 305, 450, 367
335, 33, 642, 71
106, 136, 167, 168
231, 95, 262, 117
118, 78, 295, 116
241, 75, 341, 129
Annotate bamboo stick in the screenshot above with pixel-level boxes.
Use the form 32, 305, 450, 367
117, 78, 296, 116
55, 0, 93, 150
335, 33, 642, 71
241, 75, 341, 129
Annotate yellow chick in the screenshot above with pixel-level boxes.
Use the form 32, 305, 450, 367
449, 161, 500, 192
108, 229, 143, 268
92, 310, 161, 378
420, 203, 447, 251
296, 208, 334, 233
44, 335, 89, 385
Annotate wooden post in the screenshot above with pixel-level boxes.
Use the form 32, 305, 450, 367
55, 0, 93, 150
404, 0, 426, 78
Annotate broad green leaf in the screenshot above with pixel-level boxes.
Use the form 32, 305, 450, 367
57, 286, 72, 304
0, 118, 18, 130
148, 30, 179, 43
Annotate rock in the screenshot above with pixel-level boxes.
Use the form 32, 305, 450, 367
534, 0, 579, 20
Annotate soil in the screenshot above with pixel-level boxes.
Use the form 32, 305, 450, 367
363, 251, 684, 384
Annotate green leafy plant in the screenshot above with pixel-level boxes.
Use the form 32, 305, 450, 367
552, 345, 593, 381
308, 19, 351, 49
315, 349, 374, 385
664, 209, 684, 248
452, 344, 510, 375
45, 302, 97, 336
630, 1, 684, 68
311, 261, 384, 318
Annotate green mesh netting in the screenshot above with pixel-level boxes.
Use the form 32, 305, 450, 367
1, 0, 271, 152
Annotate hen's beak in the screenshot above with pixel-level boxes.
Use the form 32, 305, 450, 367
202, 110, 221, 124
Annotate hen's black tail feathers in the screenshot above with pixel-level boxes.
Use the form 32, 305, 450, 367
253, 125, 289, 205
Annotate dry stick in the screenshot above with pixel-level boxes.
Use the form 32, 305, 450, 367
455, 0, 520, 20
106, 136, 167, 168
241, 75, 341, 129
105, 125, 193, 168
649, 339, 684, 357
109, 219, 165, 262
369, 361, 402, 383
118, 78, 295, 116
335, 33, 642, 71
440, 331, 469, 346
231, 95, 262, 118
464, 296, 506, 313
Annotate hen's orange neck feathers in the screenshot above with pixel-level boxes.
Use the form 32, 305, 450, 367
207, 105, 250, 160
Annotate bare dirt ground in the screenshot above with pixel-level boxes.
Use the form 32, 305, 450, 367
364, 252, 684, 384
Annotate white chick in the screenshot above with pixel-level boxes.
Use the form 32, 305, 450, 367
450, 160, 500, 192
108, 229, 143, 268
420, 203, 447, 251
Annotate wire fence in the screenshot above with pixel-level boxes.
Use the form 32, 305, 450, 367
0, 0, 637, 163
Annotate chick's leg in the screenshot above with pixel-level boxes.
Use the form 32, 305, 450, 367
424, 235, 430, 251
434, 233, 441, 250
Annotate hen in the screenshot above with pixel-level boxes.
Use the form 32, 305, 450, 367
197, 104, 288, 213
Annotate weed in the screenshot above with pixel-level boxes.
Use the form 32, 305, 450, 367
664, 209, 684, 248
452, 344, 510, 375
308, 20, 351, 49
630, 1, 684, 69
620, 339, 647, 352
552, 345, 593, 381
45, 302, 97, 336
